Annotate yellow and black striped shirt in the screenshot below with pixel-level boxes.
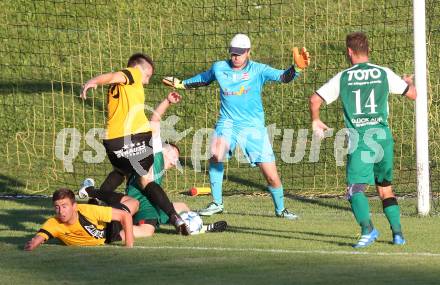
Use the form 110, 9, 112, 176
106, 67, 151, 139
36, 204, 112, 246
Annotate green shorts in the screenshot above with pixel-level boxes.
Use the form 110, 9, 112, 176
346, 134, 394, 186
126, 185, 169, 226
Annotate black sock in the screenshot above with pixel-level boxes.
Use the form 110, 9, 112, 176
141, 182, 177, 217
100, 170, 125, 192
86, 186, 124, 206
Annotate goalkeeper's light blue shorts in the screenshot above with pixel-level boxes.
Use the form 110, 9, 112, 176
213, 120, 275, 166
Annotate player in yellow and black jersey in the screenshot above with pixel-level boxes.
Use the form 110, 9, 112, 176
80, 53, 189, 235
24, 188, 134, 250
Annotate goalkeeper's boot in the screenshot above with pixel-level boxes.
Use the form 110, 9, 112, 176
198, 202, 224, 216
205, 221, 228, 233
78, 178, 95, 199
392, 233, 406, 245
353, 228, 379, 248
169, 214, 190, 236
276, 208, 299, 220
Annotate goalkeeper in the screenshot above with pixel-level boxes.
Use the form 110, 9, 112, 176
163, 33, 310, 219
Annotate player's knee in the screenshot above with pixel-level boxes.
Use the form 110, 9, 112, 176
375, 180, 394, 199
137, 175, 152, 189
210, 141, 228, 162
377, 188, 395, 200
266, 176, 281, 188
136, 222, 157, 237
346, 184, 367, 200
210, 154, 222, 163
141, 228, 155, 237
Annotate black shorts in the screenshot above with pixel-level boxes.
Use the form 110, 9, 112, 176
103, 132, 154, 176
105, 221, 123, 244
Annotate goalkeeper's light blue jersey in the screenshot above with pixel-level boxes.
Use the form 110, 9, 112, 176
182, 60, 298, 127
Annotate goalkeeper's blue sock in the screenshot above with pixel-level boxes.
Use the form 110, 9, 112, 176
209, 161, 224, 205
268, 185, 284, 214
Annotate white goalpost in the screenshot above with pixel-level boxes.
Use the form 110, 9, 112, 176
413, 0, 431, 215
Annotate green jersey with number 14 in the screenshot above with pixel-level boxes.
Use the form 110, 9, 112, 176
317, 62, 408, 133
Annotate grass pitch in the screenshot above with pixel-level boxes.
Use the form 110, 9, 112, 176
0, 1, 439, 283
1, 0, 439, 196
1, 195, 439, 285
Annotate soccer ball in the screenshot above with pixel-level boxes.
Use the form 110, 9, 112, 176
180, 211, 203, 234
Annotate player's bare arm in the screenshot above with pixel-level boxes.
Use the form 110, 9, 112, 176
403, 75, 417, 100
111, 208, 134, 248
309, 93, 330, 138
80, 71, 127, 100
150, 92, 181, 123
24, 234, 46, 251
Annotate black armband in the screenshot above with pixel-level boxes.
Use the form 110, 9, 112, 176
401, 85, 410, 96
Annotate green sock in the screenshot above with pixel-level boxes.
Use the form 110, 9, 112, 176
350, 192, 373, 235
382, 198, 402, 235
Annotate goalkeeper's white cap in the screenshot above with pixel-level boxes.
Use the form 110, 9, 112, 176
229, 34, 251, 55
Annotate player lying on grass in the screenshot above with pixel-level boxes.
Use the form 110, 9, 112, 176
79, 92, 227, 236
82, 177, 227, 236
163, 33, 310, 219
24, 188, 135, 251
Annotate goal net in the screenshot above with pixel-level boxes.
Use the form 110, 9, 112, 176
0, 0, 438, 199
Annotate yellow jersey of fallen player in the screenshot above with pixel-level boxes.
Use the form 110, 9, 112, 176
36, 204, 112, 246
106, 67, 151, 139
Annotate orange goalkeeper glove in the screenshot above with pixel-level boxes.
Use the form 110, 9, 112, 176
293, 47, 310, 71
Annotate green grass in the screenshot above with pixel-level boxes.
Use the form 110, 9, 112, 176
0, 1, 439, 283
1, 195, 440, 284
0, 0, 439, 195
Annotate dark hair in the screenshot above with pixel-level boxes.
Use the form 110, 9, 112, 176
52, 188, 75, 204
346, 32, 369, 55
165, 141, 180, 156
127, 53, 154, 72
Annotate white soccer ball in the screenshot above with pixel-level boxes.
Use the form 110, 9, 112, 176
180, 211, 203, 234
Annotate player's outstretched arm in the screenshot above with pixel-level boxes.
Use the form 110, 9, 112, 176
309, 93, 330, 139
403, 75, 417, 100
111, 208, 134, 248
80, 71, 127, 100
163, 68, 216, 90
24, 235, 46, 251
162, 77, 186, 89
150, 92, 182, 123
272, 47, 310, 83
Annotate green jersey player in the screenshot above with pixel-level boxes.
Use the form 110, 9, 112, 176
309, 32, 416, 248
